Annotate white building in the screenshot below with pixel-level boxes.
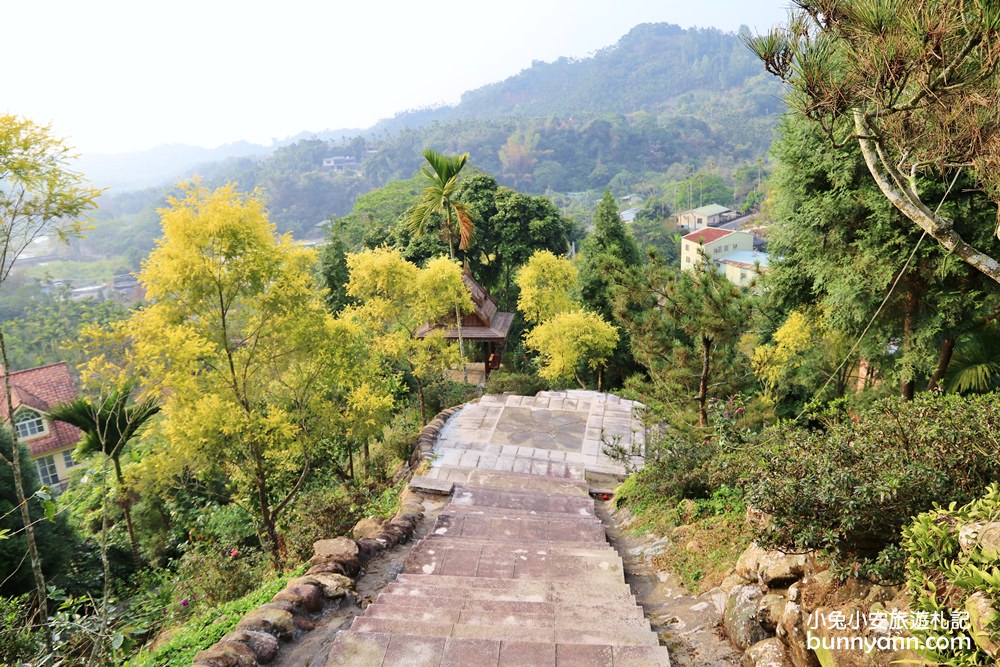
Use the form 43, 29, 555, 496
680, 228, 768, 286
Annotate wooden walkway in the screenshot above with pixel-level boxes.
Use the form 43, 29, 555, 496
326, 392, 670, 666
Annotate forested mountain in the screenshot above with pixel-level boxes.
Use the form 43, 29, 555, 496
375, 23, 779, 130
74, 23, 783, 267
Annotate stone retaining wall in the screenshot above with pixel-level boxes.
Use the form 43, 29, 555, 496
410, 404, 467, 466
191, 405, 463, 667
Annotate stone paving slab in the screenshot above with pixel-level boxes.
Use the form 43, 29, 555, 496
408, 476, 456, 495
431, 514, 606, 543
438, 505, 600, 523
364, 603, 652, 630
404, 547, 624, 582
327, 632, 671, 667
371, 594, 646, 618
450, 488, 595, 514
382, 583, 637, 607
326, 391, 669, 666
430, 390, 645, 481
350, 617, 660, 648
390, 573, 633, 595
462, 469, 592, 495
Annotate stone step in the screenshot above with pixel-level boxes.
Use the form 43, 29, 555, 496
433, 442, 596, 466
393, 572, 634, 595
402, 558, 624, 582
432, 448, 588, 480
450, 487, 596, 515
412, 535, 618, 558
404, 543, 623, 581
413, 533, 617, 552
440, 502, 599, 522
437, 508, 602, 522
326, 630, 672, 666
384, 579, 637, 605
361, 603, 653, 630
459, 470, 592, 496
428, 514, 607, 544
370, 593, 647, 620
348, 617, 661, 647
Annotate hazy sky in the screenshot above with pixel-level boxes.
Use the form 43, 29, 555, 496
8, 0, 791, 155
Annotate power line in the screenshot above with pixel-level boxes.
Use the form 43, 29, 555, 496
796, 170, 963, 420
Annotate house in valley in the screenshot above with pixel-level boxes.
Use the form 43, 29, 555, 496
681, 228, 768, 287
677, 204, 732, 230
1, 362, 81, 491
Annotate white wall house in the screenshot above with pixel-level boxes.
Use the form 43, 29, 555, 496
677, 204, 731, 230
680, 228, 768, 286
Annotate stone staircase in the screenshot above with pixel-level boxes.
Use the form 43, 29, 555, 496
326, 467, 670, 665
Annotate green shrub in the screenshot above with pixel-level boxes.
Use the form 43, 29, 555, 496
902, 485, 1000, 666
0, 595, 41, 664
129, 566, 305, 667
171, 543, 268, 619
615, 428, 717, 504
723, 392, 1000, 582
484, 370, 549, 396
382, 410, 422, 461
424, 378, 480, 415
280, 484, 365, 562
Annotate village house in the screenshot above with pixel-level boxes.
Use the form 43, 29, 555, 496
1, 362, 82, 491
681, 228, 769, 286
677, 203, 732, 230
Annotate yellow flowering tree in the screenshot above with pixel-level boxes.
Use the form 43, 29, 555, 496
343, 248, 471, 423
515, 250, 579, 324
83, 183, 383, 568
524, 310, 619, 389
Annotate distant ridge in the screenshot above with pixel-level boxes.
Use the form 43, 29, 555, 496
78, 22, 781, 195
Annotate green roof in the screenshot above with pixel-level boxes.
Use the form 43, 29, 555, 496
691, 204, 730, 217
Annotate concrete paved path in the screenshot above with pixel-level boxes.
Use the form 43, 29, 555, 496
425, 390, 646, 486
326, 391, 669, 666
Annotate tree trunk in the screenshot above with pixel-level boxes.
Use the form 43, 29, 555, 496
112, 456, 142, 571
927, 336, 956, 392
416, 378, 427, 425
900, 280, 917, 401
254, 447, 281, 570
90, 456, 112, 667
0, 328, 49, 645
446, 208, 468, 384
698, 335, 712, 427
854, 112, 1000, 284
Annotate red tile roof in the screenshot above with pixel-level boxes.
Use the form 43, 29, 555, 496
1, 362, 81, 457
682, 228, 733, 244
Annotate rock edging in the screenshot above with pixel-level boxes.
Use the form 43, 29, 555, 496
722, 543, 920, 667
191, 405, 464, 666
410, 404, 467, 466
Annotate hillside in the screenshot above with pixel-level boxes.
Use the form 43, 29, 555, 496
73, 22, 783, 267
374, 23, 779, 132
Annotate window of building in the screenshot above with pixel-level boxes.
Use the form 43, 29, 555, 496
14, 409, 46, 440
62, 449, 76, 469
35, 455, 59, 487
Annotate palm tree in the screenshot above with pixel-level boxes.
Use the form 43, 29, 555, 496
48, 383, 160, 570
406, 149, 475, 380
943, 325, 1000, 394
407, 149, 475, 259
